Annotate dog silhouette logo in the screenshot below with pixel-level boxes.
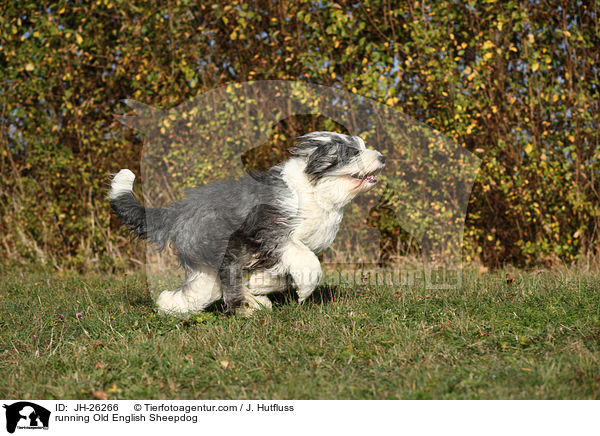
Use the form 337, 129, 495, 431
3, 402, 50, 433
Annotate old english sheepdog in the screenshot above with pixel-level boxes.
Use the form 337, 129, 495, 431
109, 132, 385, 315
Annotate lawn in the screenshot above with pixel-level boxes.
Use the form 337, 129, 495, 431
1, 266, 599, 399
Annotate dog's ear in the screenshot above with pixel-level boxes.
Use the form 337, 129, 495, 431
289, 139, 318, 157
304, 145, 341, 181
291, 132, 341, 157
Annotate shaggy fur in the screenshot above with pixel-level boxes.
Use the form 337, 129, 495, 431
110, 132, 385, 315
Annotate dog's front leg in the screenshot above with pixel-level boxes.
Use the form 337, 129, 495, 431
281, 241, 322, 303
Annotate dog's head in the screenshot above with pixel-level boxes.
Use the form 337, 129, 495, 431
289, 132, 385, 202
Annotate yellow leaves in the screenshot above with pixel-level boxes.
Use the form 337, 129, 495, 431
527, 33, 535, 44
75, 33, 83, 45
385, 96, 398, 106
482, 40, 494, 50
481, 41, 496, 61
25, 63, 34, 71
524, 143, 534, 155
531, 61, 539, 72
462, 66, 478, 83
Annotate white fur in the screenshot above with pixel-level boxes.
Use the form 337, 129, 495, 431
280, 158, 346, 253
356, 136, 367, 150
327, 149, 384, 180
156, 265, 222, 314
277, 240, 322, 302
245, 269, 288, 295
109, 169, 136, 199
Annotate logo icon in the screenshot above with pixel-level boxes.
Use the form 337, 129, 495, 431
3, 402, 50, 433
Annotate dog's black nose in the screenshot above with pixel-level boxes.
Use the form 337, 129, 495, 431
378, 154, 386, 164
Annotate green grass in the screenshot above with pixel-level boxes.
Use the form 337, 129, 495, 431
1, 267, 599, 399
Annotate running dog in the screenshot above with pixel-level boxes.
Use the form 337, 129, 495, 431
109, 132, 385, 315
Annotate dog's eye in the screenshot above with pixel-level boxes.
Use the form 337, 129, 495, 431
342, 146, 360, 160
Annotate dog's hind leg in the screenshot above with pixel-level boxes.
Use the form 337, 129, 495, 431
233, 270, 287, 316
156, 266, 222, 315
219, 265, 267, 316
219, 265, 282, 316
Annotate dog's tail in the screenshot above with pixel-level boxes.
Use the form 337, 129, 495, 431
109, 169, 174, 249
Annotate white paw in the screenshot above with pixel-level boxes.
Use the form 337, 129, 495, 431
297, 286, 316, 304
235, 295, 272, 317
156, 290, 192, 315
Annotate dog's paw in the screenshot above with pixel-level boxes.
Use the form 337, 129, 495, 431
235, 295, 272, 317
296, 286, 316, 304
156, 289, 192, 315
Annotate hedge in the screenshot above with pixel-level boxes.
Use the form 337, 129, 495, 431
1, 0, 598, 269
